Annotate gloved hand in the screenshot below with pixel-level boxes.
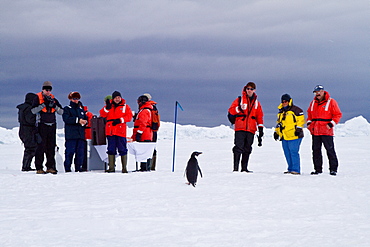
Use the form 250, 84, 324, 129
111, 119, 121, 126
307, 121, 312, 127
327, 122, 334, 129
295, 128, 304, 138
273, 132, 279, 141
135, 133, 142, 142
257, 126, 263, 147
105, 99, 112, 110
258, 126, 264, 138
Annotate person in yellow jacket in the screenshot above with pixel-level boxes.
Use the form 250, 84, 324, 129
273, 94, 305, 174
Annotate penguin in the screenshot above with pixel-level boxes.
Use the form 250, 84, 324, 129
185, 151, 203, 187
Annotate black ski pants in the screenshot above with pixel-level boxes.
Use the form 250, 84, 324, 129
35, 123, 57, 171
312, 135, 339, 173
233, 131, 254, 155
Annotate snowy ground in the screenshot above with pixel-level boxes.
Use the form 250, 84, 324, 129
0, 116, 369, 247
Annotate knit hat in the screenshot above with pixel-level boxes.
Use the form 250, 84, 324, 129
281, 94, 291, 102
42, 81, 52, 90
143, 93, 152, 100
137, 95, 149, 104
68, 91, 81, 100
246, 82, 256, 90
112, 91, 121, 99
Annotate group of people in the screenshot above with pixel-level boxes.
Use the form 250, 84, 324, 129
17, 81, 158, 174
17, 80, 342, 176
228, 82, 342, 176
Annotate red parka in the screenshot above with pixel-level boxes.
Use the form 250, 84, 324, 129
83, 106, 94, 140
99, 99, 132, 137
132, 101, 153, 142
228, 87, 264, 133
307, 91, 342, 136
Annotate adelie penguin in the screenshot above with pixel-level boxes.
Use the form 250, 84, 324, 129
185, 151, 203, 187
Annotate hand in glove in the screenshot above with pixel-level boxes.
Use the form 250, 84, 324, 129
111, 119, 121, 126
257, 126, 264, 147
273, 132, 279, 141
135, 133, 142, 142
295, 128, 304, 138
327, 122, 334, 129
105, 99, 112, 110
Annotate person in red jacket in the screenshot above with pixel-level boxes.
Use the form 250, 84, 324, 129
307, 85, 342, 176
228, 82, 264, 172
99, 91, 132, 173
81, 105, 93, 172
132, 95, 154, 171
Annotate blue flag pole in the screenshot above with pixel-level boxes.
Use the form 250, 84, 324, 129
172, 101, 183, 172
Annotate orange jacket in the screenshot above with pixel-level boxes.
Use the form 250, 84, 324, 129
99, 99, 132, 137
83, 106, 94, 140
36, 92, 55, 113
228, 89, 264, 133
307, 91, 342, 136
132, 102, 153, 142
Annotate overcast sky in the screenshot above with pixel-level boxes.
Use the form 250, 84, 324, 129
1, 0, 369, 129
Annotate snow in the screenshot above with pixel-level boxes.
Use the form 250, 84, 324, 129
0, 116, 369, 246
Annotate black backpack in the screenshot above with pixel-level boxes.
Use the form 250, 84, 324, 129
227, 96, 245, 124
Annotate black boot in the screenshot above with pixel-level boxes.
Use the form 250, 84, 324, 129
241, 153, 252, 173
21, 149, 36, 171
233, 153, 241, 172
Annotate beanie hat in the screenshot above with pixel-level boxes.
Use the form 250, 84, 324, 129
137, 95, 149, 104
143, 93, 152, 100
112, 91, 121, 99
68, 91, 81, 100
42, 81, 52, 90
246, 82, 256, 90
281, 94, 291, 102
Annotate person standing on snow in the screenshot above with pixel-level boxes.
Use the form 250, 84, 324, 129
132, 95, 154, 171
62, 92, 88, 172
100, 91, 132, 173
273, 94, 305, 175
307, 85, 342, 176
81, 105, 94, 172
143, 93, 160, 171
228, 82, 264, 172
17, 92, 39, 172
31, 81, 63, 174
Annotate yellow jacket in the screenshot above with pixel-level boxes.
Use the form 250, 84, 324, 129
275, 99, 305, 141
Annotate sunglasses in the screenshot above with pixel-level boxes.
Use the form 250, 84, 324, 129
246, 87, 255, 91
44, 89, 52, 92
282, 100, 289, 103
72, 98, 80, 100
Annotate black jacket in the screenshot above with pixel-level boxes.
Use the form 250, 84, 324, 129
63, 101, 87, 140
17, 93, 38, 146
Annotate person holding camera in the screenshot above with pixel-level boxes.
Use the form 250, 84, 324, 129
31, 81, 63, 174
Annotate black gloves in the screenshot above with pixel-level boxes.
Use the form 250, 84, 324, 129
295, 128, 304, 138
111, 119, 121, 126
274, 132, 279, 141
327, 122, 334, 128
135, 133, 142, 142
105, 99, 112, 110
257, 126, 263, 147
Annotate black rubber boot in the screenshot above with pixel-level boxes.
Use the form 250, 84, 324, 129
233, 153, 241, 172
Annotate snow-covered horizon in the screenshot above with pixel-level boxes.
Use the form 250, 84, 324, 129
1, 116, 369, 145
1, 115, 369, 246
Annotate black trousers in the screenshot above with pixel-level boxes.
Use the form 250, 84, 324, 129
35, 123, 57, 170
232, 131, 254, 171
312, 135, 339, 172
233, 131, 254, 155
19, 125, 38, 170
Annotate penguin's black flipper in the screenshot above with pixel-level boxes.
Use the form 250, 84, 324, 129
198, 165, 203, 178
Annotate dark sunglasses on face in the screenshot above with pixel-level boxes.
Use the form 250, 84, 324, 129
282, 100, 289, 103
44, 89, 52, 92
246, 87, 255, 91
72, 98, 80, 100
